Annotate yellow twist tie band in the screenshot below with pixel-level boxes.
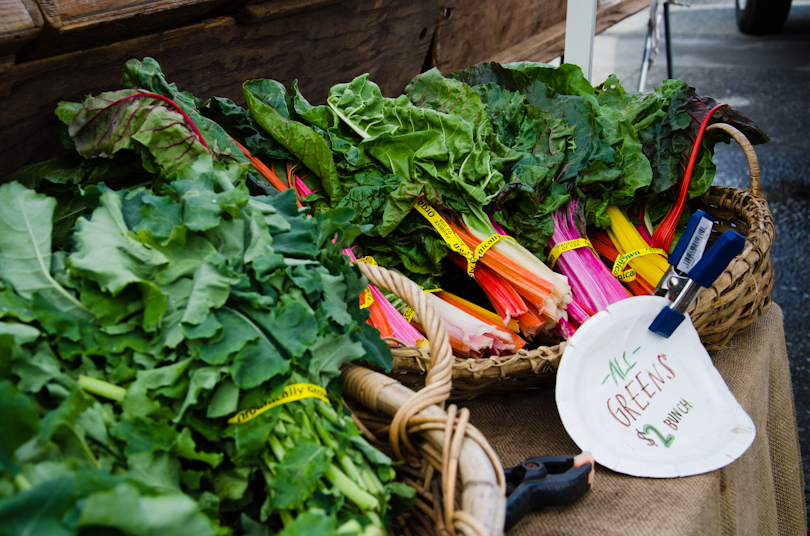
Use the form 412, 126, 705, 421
547, 238, 597, 270
611, 247, 667, 279
354, 257, 378, 309
359, 287, 374, 309
403, 287, 442, 323
356, 256, 378, 266
474, 234, 509, 261
616, 268, 637, 282
228, 383, 329, 424
413, 199, 477, 276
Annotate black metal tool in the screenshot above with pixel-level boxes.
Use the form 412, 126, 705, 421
504, 453, 595, 531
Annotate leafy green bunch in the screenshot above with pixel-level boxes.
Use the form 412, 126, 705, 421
0, 65, 413, 534
208, 59, 766, 278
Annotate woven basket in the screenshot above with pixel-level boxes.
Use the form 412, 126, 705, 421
385, 123, 775, 400
343, 262, 507, 535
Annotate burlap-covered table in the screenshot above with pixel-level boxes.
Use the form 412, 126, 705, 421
461, 304, 806, 535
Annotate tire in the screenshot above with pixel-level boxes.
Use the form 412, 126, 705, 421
736, 0, 792, 34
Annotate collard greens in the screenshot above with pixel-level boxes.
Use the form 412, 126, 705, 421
0, 62, 413, 535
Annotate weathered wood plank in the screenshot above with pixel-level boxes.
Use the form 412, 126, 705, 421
435, 0, 649, 73
489, 0, 650, 65
434, 0, 568, 74
0, 0, 438, 174
0, 0, 43, 56
18, 0, 238, 61
238, 0, 343, 23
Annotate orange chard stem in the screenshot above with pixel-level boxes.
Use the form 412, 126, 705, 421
445, 218, 555, 310
517, 302, 546, 340
232, 138, 303, 209
447, 253, 527, 328
436, 290, 521, 334
365, 298, 394, 339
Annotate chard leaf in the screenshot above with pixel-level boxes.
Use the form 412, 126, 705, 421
244, 81, 339, 197
122, 57, 248, 165
0, 182, 90, 317
63, 89, 209, 177
352, 322, 395, 373
196, 95, 293, 160
506, 61, 597, 102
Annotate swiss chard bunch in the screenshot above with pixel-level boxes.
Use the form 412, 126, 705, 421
0, 82, 413, 534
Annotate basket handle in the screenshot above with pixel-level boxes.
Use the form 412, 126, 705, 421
706, 123, 761, 197
354, 262, 454, 393
352, 262, 455, 456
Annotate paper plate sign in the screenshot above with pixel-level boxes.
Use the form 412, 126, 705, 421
555, 295, 755, 478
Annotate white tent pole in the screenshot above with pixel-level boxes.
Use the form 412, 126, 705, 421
563, 0, 598, 81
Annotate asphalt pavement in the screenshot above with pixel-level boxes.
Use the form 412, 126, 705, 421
589, 0, 810, 517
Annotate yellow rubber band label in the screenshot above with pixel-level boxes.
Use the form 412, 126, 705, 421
612, 248, 667, 276
403, 307, 415, 323
616, 267, 637, 282
357, 256, 378, 266
413, 199, 477, 276
474, 234, 509, 261
403, 287, 442, 323
228, 383, 329, 424
355, 258, 377, 309
359, 287, 374, 309
547, 238, 596, 270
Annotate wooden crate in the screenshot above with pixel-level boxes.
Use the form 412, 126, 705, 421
433, 0, 651, 71
0, 0, 648, 176
0, 0, 439, 174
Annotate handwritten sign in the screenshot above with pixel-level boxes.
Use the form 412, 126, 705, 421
555, 295, 755, 478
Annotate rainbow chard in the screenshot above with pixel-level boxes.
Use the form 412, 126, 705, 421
56, 89, 211, 178
548, 199, 628, 315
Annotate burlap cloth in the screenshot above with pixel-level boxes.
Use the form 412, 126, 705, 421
460, 304, 807, 535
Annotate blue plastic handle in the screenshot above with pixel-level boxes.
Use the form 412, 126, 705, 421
669, 209, 712, 267
688, 230, 746, 288
649, 307, 686, 338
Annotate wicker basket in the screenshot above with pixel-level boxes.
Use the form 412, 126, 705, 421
383, 123, 775, 400
343, 263, 507, 535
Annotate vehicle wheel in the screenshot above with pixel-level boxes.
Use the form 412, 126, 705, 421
736, 0, 792, 34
